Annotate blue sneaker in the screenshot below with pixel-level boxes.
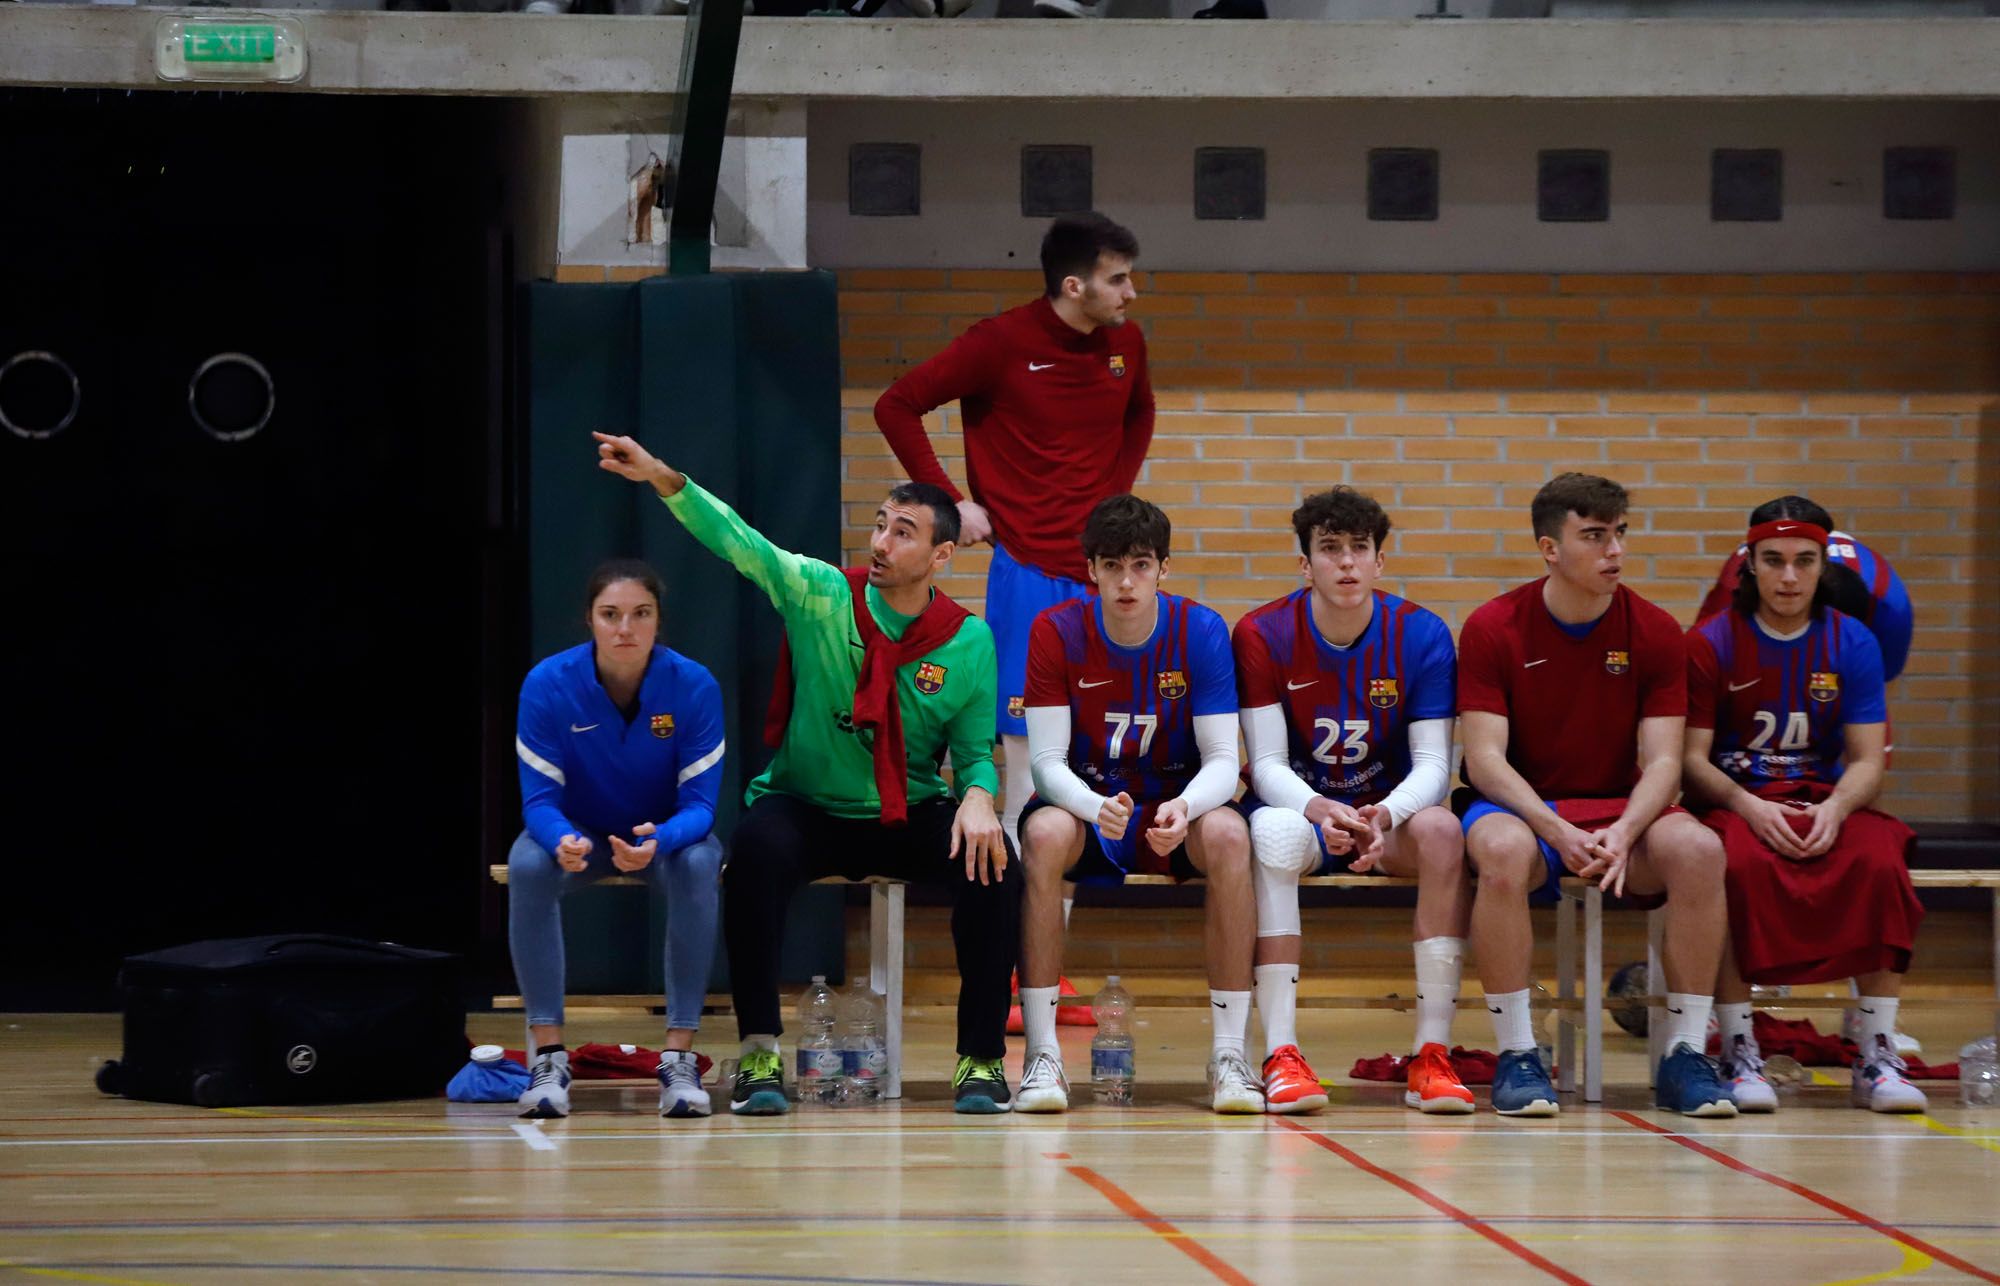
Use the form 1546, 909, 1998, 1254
1490, 1049, 1559, 1117
1656, 1043, 1739, 1118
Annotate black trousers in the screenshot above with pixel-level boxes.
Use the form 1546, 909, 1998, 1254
724, 792, 1021, 1060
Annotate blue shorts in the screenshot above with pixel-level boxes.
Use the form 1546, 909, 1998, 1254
1459, 797, 1567, 905
987, 543, 1089, 739
1019, 794, 1234, 885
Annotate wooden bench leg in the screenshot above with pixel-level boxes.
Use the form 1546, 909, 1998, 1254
870, 882, 905, 1100
1645, 907, 1665, 1088
1585, 885, 1603, 1104
1557, 886, 1577, 1096
1991, 888, 1999, 1036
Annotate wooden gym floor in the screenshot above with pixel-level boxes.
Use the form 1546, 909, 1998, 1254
3, 1002, 1997, 1286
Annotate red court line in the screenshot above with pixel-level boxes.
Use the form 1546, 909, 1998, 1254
1274, 1117, 1590, 1286
1609, 1110, 1999, 1284
1064, 1165, 1255, 1286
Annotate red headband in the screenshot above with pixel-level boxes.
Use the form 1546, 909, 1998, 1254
1745, 519, 1827, 548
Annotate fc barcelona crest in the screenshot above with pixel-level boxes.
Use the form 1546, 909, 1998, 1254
1809, 671, 1840, 702
1368, 677, 1400, 710
1604, 650, 1630, 676
1157, 670, 1189, 700
650, 713, 675, 739
1007, 695, 1025, 720
1109, 354, 1127, 379
915, 662, 948, 695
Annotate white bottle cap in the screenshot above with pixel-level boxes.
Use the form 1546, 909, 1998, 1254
1106, 975, 1121, 985
470, 1044, 506, 1064
811, 975, 826, 983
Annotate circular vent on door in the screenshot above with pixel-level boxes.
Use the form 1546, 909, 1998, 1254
0, 350, 82, 441
189, 353, 275, 443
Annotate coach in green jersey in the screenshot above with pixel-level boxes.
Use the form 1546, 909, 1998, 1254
596, 432, 1020, 1116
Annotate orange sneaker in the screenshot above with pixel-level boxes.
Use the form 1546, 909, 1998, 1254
1261, 1044, 1328, 1115
1403, 1042, 1475, 1115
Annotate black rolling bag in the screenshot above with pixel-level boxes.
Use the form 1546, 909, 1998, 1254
96, 934, 466, 1108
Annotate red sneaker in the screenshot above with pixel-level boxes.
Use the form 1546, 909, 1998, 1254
1261, 1044, 1328, 1115
1404, 1041, 1475, 1115
1008, 974, 1094, 1034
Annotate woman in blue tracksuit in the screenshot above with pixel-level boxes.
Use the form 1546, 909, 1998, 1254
510, 559, 726, 1120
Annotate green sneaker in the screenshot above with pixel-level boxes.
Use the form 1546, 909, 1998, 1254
952, 1055, 1013, 1114
730, 1048, 789, 1116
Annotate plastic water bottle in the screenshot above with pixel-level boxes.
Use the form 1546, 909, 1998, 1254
837, 983, 888, 1105
795, 976, 843, 1105
1090, 976, 1136, 1105
1959, 1034, 1998, 1110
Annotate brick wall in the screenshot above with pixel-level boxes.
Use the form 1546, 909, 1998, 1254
838, 270, 2000, 823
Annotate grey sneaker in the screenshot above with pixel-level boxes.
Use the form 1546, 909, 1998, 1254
519, 1049, 572, 1119
658, 1051, 712, 1119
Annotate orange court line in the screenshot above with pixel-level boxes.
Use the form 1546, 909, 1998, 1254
1274, 1117, 1592, 1286
1609, 1110, 1999, 1285
1063, 1164, 1257, 1286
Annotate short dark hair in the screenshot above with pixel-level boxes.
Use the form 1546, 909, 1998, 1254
1041, 212, 1140, 298
1082, 494, 1171, 564
585, 558, 665, 615
1730, 493, 1867, 620
885, 480, 960, 546
1531, 472, 1629, 542
1291, 487, 1391, 554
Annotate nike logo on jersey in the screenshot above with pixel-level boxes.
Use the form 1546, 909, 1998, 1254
1523, 659, 1547, 668
1078, 679, 1114, 689
1028, 361, 1055, 371
1286, 679, 1317, 690
1728, 679, 1761, 692
571, 723, 599, 733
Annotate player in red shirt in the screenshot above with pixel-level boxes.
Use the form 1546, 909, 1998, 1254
1013, 496, 1260, 1115
1683, 507, 1927, 1114
874, 213, 1155, 852
1458, 473, 1734, 1118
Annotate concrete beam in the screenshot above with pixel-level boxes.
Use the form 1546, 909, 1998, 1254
3, 9, 2000, 100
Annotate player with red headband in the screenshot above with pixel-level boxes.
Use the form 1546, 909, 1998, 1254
1684, 501, 1928, 1114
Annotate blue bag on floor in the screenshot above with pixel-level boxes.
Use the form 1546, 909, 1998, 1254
446, 1055, 530, 1103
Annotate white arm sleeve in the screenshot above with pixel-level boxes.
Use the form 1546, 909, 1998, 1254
1175, 712, 1243, 820
1026, 704, 1110, 822
1241, 704, 1317, 816
1377, 717, 1454, 829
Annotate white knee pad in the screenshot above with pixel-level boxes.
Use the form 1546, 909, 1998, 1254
1250, 806, 1317, 938
1001, 734, 1031, 851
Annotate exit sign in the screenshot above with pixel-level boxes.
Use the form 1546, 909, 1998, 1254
184, 25, 277, 63
156, 15, 306, 82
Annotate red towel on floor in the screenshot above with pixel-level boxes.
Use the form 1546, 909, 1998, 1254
1349, 1047, 1499, 1085
1706, 1012, 1957, 1080
503, 1043, 712, 1080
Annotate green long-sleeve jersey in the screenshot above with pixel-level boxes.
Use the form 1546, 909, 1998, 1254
661, 479, 999, 818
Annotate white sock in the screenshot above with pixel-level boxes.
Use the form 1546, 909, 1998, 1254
1210, 989, 1252, 1060
1062, 896, 1073, 929
1857, 996, 1900, 1053
1716, 1001, 1754, 1052
1020, 985, 1060, 1059
1486, 988, 1535, 1054
1664, 993, 1713, 1055
742, 1034, 779, 1056
1254, 964, 1298, 1057
1413, 936, 1464, 1054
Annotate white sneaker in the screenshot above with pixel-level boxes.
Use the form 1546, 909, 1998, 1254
1842, 1007, 1922, 1056
519, 1049, 572, 1119
1721, 1035, 1778, 1113
1016, 1049, 1070, 1113
658, 1051, 711, 1119
1033, 0, 1096, 15
1852, 1035, 1927, 1113
1208, 1051, 1265, 1115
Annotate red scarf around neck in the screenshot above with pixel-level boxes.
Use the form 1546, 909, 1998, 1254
763, 567, 970, 825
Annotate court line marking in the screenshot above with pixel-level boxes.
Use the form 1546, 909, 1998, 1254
1063, 1165, 1256, 1286
1273, 1117, 1591, 1286
1814, 1241, 1935, 1286
510, 1123, 557, 1153
1800, 1069, 2000, 1155
0, 1263, 177, 1286
0, 1265, 1001, 1286
1609, 1110, 2000, 1284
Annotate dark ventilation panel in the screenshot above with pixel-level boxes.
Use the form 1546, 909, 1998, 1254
1711, 149, 1783, 222
848, 143, 921, 217
1537, 149, 1609, 223
1194, 147, 1265, 221
1368, 148, 1439, 222
1021, 145, 1093, 218
1883, 147, 1955, 221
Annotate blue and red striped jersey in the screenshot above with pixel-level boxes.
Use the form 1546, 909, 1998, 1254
1232, 588, 1456, 806
1687, 608, 1888, 787
1023, 592, 1236, 806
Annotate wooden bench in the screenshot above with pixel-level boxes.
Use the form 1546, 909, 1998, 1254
487, 865, 909, 1100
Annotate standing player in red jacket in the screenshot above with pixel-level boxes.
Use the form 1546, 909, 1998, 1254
875, 213, 1155, 853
